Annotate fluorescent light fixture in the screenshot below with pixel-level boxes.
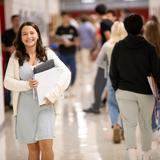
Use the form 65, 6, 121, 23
81, 0, 95, 3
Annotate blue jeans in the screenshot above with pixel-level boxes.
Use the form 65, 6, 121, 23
59, 54, 76, 86
152, 111, 157, 130
107, 77, 120, 126
152, 103, 160, 130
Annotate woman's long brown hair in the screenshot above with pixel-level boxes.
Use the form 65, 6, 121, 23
14, 21, 47, 66
144, 20, 160, 58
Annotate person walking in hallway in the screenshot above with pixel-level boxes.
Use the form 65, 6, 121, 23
143, 19, 160, 139
97, 21, 127, 143
4, 21, 71, 160
83, 5, 117, 114
55, 12, 79, 86
110, 14, 160, 160
78, 15, 96, 73
2, 14, 21, 108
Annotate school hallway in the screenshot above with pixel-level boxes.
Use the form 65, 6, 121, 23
1, 54, 160, 160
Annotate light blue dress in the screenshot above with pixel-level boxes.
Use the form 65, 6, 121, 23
16, 61, 56, 144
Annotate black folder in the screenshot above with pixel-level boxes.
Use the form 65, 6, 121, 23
33, 59, 55, 74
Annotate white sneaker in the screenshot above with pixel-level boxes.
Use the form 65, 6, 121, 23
141, 151, 152, 160
128, 149, 138, 160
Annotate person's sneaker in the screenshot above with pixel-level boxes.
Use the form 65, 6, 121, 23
83, 107, 100, 114
5, 104, 13, 111
113, 124, 121, 143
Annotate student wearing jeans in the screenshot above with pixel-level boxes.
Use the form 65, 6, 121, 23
143, 20, 160, 136
96, 21, 127, 143
110, 14, 160, 160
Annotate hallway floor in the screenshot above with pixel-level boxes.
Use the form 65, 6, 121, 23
1, 53, 160, 160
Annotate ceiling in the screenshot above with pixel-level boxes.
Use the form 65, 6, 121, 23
60, 0, 148, 11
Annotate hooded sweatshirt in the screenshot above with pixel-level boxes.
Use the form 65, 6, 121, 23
109, 34, 160, 94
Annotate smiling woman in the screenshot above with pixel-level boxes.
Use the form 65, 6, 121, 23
14, 22, 47, 66
21, 26, 39, 48
4, 21, 71, 160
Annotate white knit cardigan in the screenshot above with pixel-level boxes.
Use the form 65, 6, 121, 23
4, 48, 71, 116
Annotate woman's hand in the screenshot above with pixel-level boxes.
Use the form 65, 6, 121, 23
43, 97, 53, 105
28, 79, 39, 89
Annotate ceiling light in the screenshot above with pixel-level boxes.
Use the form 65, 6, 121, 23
81, 0, 95, 4
123, 0, 137, 1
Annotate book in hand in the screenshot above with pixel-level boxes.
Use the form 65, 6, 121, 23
33, 59, 55, 102
33, 59, 63, 106
35, 67, 62, 106
33, 59, 55, 74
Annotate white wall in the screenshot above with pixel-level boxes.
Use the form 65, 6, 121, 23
47, 0, 60, 15
0, 31, 5, 127
4, 0, 60, 45
4, 0, 13, 29
149, 0, 160, 22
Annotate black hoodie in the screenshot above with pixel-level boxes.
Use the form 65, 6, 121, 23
109, 34, 160, 94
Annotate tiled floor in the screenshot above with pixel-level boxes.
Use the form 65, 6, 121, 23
1, 54, 160, 160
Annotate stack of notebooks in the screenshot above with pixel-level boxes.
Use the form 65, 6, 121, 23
33, 59, 61, 105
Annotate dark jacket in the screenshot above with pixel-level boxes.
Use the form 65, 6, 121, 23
109, 34, 160, 94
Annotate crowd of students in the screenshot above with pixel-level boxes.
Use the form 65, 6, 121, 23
2, 3, 160, 160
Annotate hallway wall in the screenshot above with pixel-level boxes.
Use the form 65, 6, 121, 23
4, 0, 60, 45
60, 0, 148, 11
0, 32, 5, 128
149, 0, 160, 21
